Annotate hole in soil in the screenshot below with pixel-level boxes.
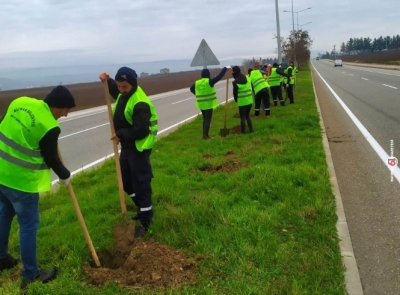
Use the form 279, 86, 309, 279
83, 221, 200, 289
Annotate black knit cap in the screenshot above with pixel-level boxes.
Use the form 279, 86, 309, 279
44, 86, 76, 108
232, 66, 241, 74
115, 67, 138, 86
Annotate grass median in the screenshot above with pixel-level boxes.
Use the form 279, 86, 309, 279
0, 65, 347, 294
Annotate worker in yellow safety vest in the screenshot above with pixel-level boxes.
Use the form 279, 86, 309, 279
0, 86, 76, 288
190, 66, 232, 139
232, 66, 253, 133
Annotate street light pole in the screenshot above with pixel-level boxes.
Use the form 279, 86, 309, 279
275, 0, 282, 63
283, 5, 311, 66
291, 0, 295, 33
299, 22, 312, 30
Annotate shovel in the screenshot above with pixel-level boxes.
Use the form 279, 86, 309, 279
220, 77, 230, 137
103, 81, 134, 245
102, 80, 127, 218
57, 149, 101, 267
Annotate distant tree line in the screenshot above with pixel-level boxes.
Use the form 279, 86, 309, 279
340, 35, 400, 54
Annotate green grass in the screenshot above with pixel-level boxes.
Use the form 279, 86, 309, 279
0, 65, 347, 294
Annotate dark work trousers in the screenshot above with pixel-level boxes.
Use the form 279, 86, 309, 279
120, 145, 153, 227
238, 104, 253, 133
287, 84, 294, 104
254, 88, 270, 116
270, 86, 285, 106
201, 109, 213, 139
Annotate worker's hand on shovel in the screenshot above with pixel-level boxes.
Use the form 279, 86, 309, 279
99, 72, 110, 82
59, 176, 71, 187
111, 133, 120, 145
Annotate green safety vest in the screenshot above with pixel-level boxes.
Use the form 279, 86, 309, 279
195, 78, 218, 110
0, 97, 59, 193
236, 77, 253, 107
250, 70, 269, 94
112, 86, 158, 152
268, 68, 282, 87
284, 66, 295, 85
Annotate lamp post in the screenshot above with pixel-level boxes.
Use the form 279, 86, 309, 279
299, 21, 312, 31
283, 3, 311, 66
283, 7, 311, 31
275, 0, 282, 63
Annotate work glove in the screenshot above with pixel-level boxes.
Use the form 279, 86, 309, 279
59, 176, 71, 187
225, 66, 232, 69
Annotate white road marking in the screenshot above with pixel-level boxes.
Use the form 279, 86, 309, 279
313, 66, 400, 183
349, 74, 354, 76
59, 123, 110, 139
171, 97, 192, 104
382, 84, 398, 89
361, 77, 368, 80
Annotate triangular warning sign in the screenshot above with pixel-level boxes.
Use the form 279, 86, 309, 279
190, 39, 220, 68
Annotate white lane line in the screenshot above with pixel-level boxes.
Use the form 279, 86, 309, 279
361, 77, 368, 80
171, 97, 192, 104
313, 66, 400, 183
349, 74, 354, 76
382, 84, 398, 89
59, 123, 110, 139
51, 97, 234, 185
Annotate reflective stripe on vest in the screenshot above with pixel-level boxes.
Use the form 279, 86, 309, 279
236, 77, 253, 107
250, 70, 269, 94
268, 68, 281, 87
195, 78, 218, 110
0, 149, 48, 170
112, 86, 158, 151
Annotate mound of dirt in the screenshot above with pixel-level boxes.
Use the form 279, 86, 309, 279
83, 221, 201, 290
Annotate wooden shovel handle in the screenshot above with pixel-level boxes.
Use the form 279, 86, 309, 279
103, 81, 127, 215
224, 77, 229, 129
58, 149, 101, 267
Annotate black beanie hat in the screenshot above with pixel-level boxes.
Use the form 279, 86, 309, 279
273, 62, 279, 67
115, 67, 138, 86
201, 69, 210, 78
232, 66, 241, 74
44, 86, 76, 108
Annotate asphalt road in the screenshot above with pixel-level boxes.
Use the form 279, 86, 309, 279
54, 79, 233, 183
312, 60, 400, 295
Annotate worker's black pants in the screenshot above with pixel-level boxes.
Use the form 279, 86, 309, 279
270, 86, 285, 106
201, 109, 213, 139
120, 145, 153, 227
287, 84, 294, 104
238, 104, 253, 133
254, 88, 270, 116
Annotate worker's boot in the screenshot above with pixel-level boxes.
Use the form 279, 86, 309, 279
0, 254, 19, 271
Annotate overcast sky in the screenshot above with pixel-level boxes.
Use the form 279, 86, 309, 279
0, 0, 398, 69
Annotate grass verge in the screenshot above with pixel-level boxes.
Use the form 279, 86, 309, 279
0, 65, 346, 294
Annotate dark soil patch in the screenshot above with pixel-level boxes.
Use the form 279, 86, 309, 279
231, 125, 242, 134
83, 221, 200, 290
202, 153, 212, 159
225, 151, 235, 157
199, 160, 249, 173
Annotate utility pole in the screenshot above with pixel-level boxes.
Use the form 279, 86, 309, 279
291, 0, 296, 67
275, 0, 282, 63
334, 45, 336, 59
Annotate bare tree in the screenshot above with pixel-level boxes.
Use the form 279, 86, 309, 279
282, 30, 313, 68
